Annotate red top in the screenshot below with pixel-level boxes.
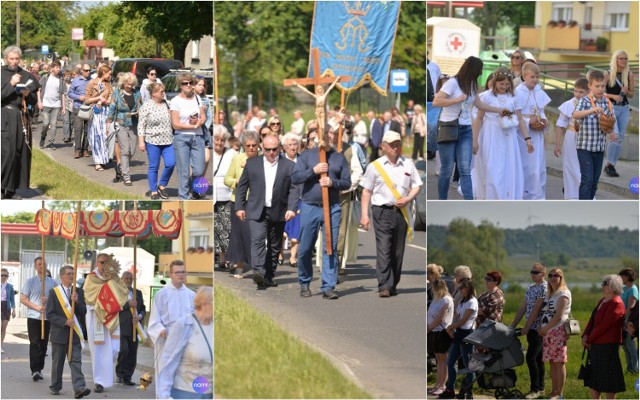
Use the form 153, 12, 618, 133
583, 296, 625, 345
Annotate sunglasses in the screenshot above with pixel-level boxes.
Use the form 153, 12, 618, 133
270, 122, 281, 126
601, 281, 609, 287
263, 147, 279, 153
530, 270, 542, 275
181, 81, 193, 86
548, 273, 560, 278
82, 69, 91, 72
484, 277, 495, 282
511, 55, 521, 60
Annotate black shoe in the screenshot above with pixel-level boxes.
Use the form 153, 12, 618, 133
75, 388, 91, 399
300, 286, 312, 298
123, 379, 136, 386
604, 163, 619, 177
63, 138, 72, 143
456, 390, 473, 399
150, 192, 160, 200
322, 289, 339, 299
116, 377, 123, 384
157, 187, 169, 199
95, 384, 103, 393
438, 389, 456, 399
39, 138, 45, 148
265, 278, 278, 287
390, 288, 398, 296
610, 164, 620, 177
253, 272, 266, 289
35, 371, 44, 381
277, 257, 283, 265
114, 164, 123, 182
3, 191, 22, 200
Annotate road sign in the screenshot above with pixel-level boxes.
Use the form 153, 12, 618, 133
41, 45, 49, 55
390, 69, 409, 93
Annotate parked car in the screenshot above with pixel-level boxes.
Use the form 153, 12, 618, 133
111, 58, 183, 89
161, 69, 214, 101
412, 159, 426, 231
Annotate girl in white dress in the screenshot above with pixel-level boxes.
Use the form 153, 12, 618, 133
473, 68, 533, 200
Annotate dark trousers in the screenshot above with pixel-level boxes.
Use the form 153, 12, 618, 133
526, 330, 545, 392
577, 149, 604, 200
116, 335, 139, 380
371, 205, 407, 291
27, 317, 51, 373
72, 108, 89, 151
249, 207, 285, 280
50, 341, 85, 392
369, 145, 380, 163
412, 133, 425, 160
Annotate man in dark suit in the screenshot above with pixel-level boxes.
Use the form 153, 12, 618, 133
115, 271, 146, 386
383, 110, 402, 136
45, 265, 91, 398
367, 111, 383, 163
235, 134, 299, 289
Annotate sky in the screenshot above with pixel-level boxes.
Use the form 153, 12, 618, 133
427, 201, 639, 231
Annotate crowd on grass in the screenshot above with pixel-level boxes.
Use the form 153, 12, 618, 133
427, 265, 639, 400
427, 49, 634, 200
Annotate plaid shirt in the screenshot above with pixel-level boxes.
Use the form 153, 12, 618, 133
575, 95, 615, 152
108, 88, 142, 127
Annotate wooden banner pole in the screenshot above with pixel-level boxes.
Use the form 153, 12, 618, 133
40, 201, 45, 339
132, 201, 138, 342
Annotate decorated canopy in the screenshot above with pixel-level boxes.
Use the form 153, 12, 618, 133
35, 209, 182, 240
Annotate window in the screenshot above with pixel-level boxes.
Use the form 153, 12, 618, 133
191, 40, 200, 59
553, 3, 572, 21
609, 13, 629, 30
189, 230, 210, 248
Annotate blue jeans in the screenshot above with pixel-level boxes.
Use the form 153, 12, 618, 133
606, 104, 631, 165
437, 124, 473, 199
446, 328, 475, 391
146, 142, 176, 193
173, 134, 205, 199
622, 331, 639, 373
577, 149, 604, 200
297, 202, 341, 292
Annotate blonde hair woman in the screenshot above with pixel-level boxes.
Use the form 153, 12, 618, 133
603, 50, 635, 177
538, 268, 571, 400
157, 286, 213, 399
427, 278, 454, 396
85, 65, 113, 171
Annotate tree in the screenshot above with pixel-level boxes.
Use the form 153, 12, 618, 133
1, 211, 36, 223
468, 2, 536, 47
122, 1, 213, 62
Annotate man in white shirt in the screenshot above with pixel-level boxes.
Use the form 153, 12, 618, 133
352, 111, 368, 157
235, 134, 299, 289
38, 60, 66, 149
360, 131, 422, 298
148, 260, 195, 398
290, 110, 305, 136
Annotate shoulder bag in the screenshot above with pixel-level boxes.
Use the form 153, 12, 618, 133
437, 108, 462, 143
564, 312, 581, 335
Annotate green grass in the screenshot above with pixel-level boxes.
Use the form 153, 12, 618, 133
214, 284, 371, 399
506, 257, 624, 285
31, 149, 142, 199
428, 291, 639, 399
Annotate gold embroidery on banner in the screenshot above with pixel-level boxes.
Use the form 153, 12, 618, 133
335, 1, 371, 53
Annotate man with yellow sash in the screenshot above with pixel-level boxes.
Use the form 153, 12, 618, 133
83, 253, 129, 393
360, 131, 422, 298
45, 265, 91, 398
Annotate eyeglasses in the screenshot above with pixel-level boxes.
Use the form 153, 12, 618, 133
548, 273, 560, 278
173, 271, 187, 275
245, 144, 258, 148
284, 143, 298, 147
263, 147, 279, 152
149, 72, 157, 76
484, 277, 494, 282
511, 55, 521, 60
601, 281, 609, 287
530, 270, 542, 275
181, 81, 193, 86
82, 69, 91, 72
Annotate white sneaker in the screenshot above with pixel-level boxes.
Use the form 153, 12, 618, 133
525, 392, 542, 399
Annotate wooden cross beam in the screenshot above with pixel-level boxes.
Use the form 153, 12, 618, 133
283, 48, 350, 255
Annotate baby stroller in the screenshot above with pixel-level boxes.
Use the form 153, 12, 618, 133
460, 320, 525, 399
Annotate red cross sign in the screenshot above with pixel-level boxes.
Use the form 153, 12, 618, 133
450, 36, 463, 51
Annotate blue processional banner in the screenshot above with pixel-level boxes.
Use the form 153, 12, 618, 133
309, 1, 402, 96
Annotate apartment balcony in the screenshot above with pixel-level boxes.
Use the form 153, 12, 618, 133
519, 25, 612, 54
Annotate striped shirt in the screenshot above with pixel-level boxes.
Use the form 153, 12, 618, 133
575, 95, 615, 152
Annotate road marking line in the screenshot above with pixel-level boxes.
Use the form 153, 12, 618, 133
407, 244, 426, 251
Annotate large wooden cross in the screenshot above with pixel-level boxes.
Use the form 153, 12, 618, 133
284, 48, 351, 255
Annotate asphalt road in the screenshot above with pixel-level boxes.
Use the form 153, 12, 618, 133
18, 117, 213, 200
215, 228, 427, 399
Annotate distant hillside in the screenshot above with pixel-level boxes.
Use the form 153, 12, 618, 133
428, 224, 638, 258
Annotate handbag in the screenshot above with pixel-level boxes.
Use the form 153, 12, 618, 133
499, 98, 519, 130
564, 317, 581, 335
578, 347, 591, 384
77, 104, 93, 120
437, 120, 459, 143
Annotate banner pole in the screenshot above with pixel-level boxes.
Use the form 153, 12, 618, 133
40, 201, 45, 340
132, 201, 138, 343
68, 201, 82, 361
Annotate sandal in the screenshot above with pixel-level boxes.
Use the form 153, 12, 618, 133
95, 165, 104, 171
